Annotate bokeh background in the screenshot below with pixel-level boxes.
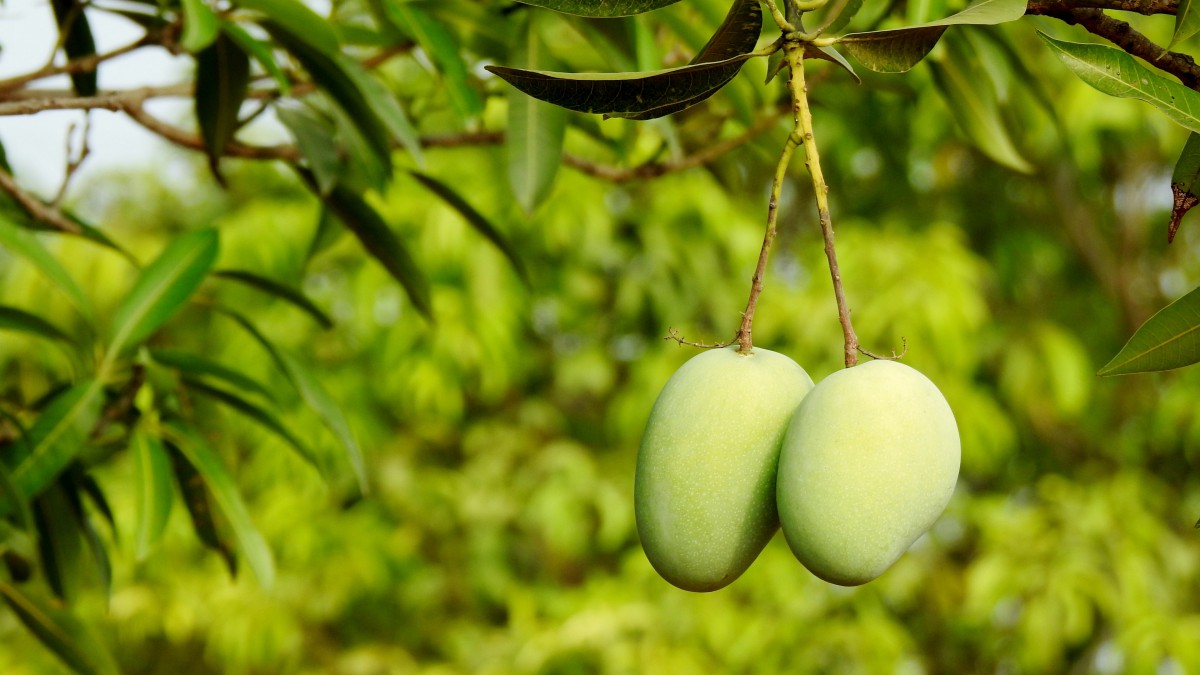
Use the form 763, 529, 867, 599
2, 0, 1200, 672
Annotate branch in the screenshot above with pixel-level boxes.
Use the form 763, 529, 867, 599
1037, 8, 1200, 88
0, 166, 82, 234
1027, 0, 1177, 15
0, 35, 158, 94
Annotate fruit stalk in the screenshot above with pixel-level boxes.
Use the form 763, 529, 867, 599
736, 130, 800, 354
785, 41, 860, 368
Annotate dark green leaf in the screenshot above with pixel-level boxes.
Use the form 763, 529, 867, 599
838, 0, 1027, 73
183, 377, 319, 470
411, 171, 529, 283
0, 453, 34, 532
180, 0, 218, 52
131, 431, 174, 560
196, 33, 251, 179
0, 306, 73, 344
1171, 0, 1200, 49
690, 0, 762, 64
107, 229, 219, 356
275, 103, 341, 195
235, 0, 339, 56
516, 0, 683, 17
319, 182, 432, 319
50, 0, 97, 96
1098, 285, 1200, 375
382, 2, 483, 121
0, 217, 95, 323
219, 20, 291, 94
10, 382, 102, 503
165, 423, 276, 588
166, 439, 236, 575
74, 471, 116, 538
276, 351, 368, 495
0, 580, 120, 675
32, 483, 84, 601
149, 348, 277, 403
1170, 133, 1200, 242
1040, 33, 1200, 134
486, 53, 753, 116
214, 269, 333, 328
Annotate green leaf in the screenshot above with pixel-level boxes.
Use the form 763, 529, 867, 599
0, 217, 95, 323
410, 171, 529, 283
1040, 33, 1200, 135
32, 482, 85, 602
275, 103, 341, 195
183, 377, 319, 470
345, 68, 427, 168
213, 269, 333, 328
690, 0, 762, 64
507, 13, 565, 213
0, 580, 120, 675
306, 207, 345, 261
319, 183, 433, 319
486, 53, 753, 116
818, 0, 865, 36
930, 34, 1032, 173
0, 306, 73, 344
165, 439, 236, 575
196, 33, 251, 180
164, 422, 275, 588
838, 0, 1027, 73
382, 2, 483, 121
10, 382, 102, 503
235, 0, 339, 56
131, 432, 174, 560
1098, 285, 1200, 375
107, 229, 219, 356
515, 0, 683, 17
149, 348, 277, 404
180, 0, 219, 52
1171, 0, 1200, 49
50, 0, 97, 96
275, 352, 368, 495
805, 44, 861, 84
1169, 132, 1200, 242
0, 452, 34, 532
219, 20, 291, 95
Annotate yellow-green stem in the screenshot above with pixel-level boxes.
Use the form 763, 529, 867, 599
784, 41, 860, 367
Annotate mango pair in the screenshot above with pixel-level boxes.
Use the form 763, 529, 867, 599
634, 346, 960, 590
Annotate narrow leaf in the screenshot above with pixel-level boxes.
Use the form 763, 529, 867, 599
196, 33, 251, 179
515, 0, 682, 16
1171, 0, 1200, 49
183, 377, 319, 470
166, 440, 236, 575
1170, 133, 1200, 242
107, 229, 219, 356
213, 269, 333, 328
10, 382, 102, 502
0, 306, 73, 344
50, 0, 97, 96
411, 171, 528, 283
0, 218, 95, 322
382, 2, 483, 121
132, 432, 174, 560
839, 0, 1027, 73
219, 20, 291, 94
1040, 33, 1200, 135
235, 0, 339, 56
180, 0, 219, 52
165, 423, 276, 588
149, 348, 277, 403
276, 351, 368, 495
1099, 285, 1200, 375
345, 69, 426, 167
0, 580, 120, 675
32, 483, 85, 602
275, 103, 341, 195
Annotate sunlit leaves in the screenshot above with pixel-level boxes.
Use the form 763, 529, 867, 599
235, 0, 340, 56
0, 306, 73, 345
382, 2, 484, 122
9, 383, 102, 502
150, 349, 278, 403
838, 0, 1027, 73
1098, 286, 1200, 375
516, 0, 683, 17
1040, 34, 1200, 135
1170, 0, 1200, 49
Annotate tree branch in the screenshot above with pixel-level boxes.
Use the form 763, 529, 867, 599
1042, 8, 1200, 88
0, 166, 82, 234
0, 35, 159, 94
1027, 0, 1177, 15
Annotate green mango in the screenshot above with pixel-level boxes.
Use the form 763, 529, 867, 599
635, 345, 815, 592
777, 360, 960, 586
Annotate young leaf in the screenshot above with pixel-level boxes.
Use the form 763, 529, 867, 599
1169, 133, 1200, 242
0, 580, 120, 675
410, 171, 529, 284
149, 348, 278, 403
181, 0, 219, 53
107, 229, 219, 356
50, 0, 98, 96
10, 382, 102, 502
1040, 33, 1200, 135
236, 0, 340, 56
1171, 0, 1200, 49
131, 432, 174, 560
320, 183, 433, 319
929, 34, 1033, 173
486, 53, 753, 116
507, 12, 566, 214
516, 0, 683, 16
164, 422, 276, 588
381, 2, 484, 121
213, 269, 334, 328
1098, 285, 1200, 375
838, 0, 1027, 73
183, 377, 320, 471
0, 306, 73, 345
0, 218, 95, 323
196, 33, 251, 179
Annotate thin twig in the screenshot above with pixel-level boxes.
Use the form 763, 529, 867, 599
53, 117, 92, 206
0, 166, 82, 234
0, 35, 157, 94
858, 337, 908, 361
664, 327, 734, 349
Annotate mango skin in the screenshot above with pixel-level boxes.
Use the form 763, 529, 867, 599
777, 360, 960, 587
635, 346, 814, 592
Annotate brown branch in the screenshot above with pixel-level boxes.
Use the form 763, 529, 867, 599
1027, 0, 1177, 15
1039, 8, 1200, 88
123, 102, 300, 161
0, 166, 82, 234
0, 35, 158, 94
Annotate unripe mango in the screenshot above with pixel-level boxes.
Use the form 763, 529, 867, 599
777, 360, 959, 586
636, 346, 814, 592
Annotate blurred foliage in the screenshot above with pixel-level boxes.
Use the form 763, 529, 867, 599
2, 0, 1200, 673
